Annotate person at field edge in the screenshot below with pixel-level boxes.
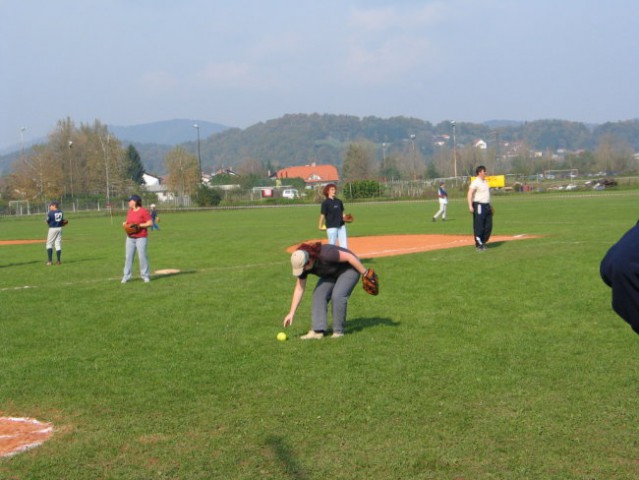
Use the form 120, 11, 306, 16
284, 242, 368, 339
432, 181, 448, 222
121, 194, 153, 283
467, 165, 493, 251
45, 201, 65, 265
150, 203, 160, 231
319, 183, 348, 249
600, 220, 639, 336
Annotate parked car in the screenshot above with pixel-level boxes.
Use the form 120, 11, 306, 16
282, 188, 299, 199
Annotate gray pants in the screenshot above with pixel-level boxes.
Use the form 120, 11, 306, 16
46, 227, 62, 251
122, 236, 150, 282
311, 268, 360, 334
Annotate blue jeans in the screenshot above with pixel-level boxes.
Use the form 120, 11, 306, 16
326, 225, 348, 249
122, 236, 150, 282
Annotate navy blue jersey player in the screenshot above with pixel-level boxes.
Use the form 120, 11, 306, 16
45, 201, 65, 265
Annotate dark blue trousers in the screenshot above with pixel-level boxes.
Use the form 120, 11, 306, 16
472, 202, 493, 247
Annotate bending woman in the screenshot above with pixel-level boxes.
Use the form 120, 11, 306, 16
284, 242, 368, 339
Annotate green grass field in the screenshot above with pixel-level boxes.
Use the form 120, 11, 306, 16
2, 192, 639, 479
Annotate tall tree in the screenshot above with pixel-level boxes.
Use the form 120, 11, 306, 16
164, 146, 200, 199
342, 141, 376, 181
596, 135, 635, 174
8, 145, 64, 202
125, 145, 145, 184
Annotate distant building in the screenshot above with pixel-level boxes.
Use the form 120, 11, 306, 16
141, 172, 172, 202
275, 163, 339, 187
142, 173, 161, 186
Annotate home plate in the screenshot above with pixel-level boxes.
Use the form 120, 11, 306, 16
155, 269, 181, 275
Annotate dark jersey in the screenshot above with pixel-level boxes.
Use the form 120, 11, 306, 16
321, 197, 345, 228
299, 244, 354, 280
46, 209, 64, 228
601, 222, 639, 334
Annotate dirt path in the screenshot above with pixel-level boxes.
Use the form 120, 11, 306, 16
0, 240, 44, 246
287, 234, 539, 258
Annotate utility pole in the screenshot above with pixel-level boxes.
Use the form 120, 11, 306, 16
451, 121, 457, 180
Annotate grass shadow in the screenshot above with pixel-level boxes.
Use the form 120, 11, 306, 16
346, 316, 399, 334
151, 269, 197, 280
265, 435, 309, 480
0, 260, 42, 268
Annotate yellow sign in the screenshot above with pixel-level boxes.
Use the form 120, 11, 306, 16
470, 175, 505, 188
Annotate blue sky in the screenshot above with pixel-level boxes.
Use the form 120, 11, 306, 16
1, 0, 638, 150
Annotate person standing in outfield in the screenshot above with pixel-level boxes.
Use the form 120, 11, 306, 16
319, 183, 348, 249
283, 242, 368, 339
432, 181, 448, 222
121, 194, 153, 283
467, 165, 493, 251
45, 201, 65, 265
150, 204, 160, 231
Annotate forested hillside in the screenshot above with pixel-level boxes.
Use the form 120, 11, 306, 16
2, 114, 639, 177
175, 114, 639, 175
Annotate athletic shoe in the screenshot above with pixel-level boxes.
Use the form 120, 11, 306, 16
56, 261, 61, 265
46, 262, 52, 266
300, 330, 324, 340
331, 332, 344, 338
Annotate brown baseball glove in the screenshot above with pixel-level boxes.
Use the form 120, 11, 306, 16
343, 213, 354, 223
362, 268, 379, 296
124, 223, 141, 236
61, 219, 69, 227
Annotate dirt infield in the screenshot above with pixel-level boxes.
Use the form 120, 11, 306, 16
286, 234, 539, 258
0, 240, 44, 246
0, 417, 53, 458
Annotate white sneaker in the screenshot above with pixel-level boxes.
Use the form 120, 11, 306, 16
331, 332, 344, 338
300, 330, 324, 340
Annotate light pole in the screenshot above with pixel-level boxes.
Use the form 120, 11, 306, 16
193, 123, 202, 182
100, 134, 111, 204
410, 134, 416, 180
68, 140, 74, 200
382, 142, 388, 162
450, 121, 457, 179
20, 127, 26, 160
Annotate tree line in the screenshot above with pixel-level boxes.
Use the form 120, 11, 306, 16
3, 118, 207, 207
3, 114, 638, 207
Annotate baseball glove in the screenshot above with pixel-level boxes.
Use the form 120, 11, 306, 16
124, 223, 141, 236
362, 268, 379, 296
344, 213, 354, 223
61, 219, 69, 227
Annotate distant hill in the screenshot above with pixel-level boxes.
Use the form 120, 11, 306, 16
3, 115, 639, 177
108, 119, 230, 145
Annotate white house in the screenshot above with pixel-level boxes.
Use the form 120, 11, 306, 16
474, 139, 487, 150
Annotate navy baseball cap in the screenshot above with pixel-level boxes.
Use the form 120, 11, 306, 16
128, 194, 142, 203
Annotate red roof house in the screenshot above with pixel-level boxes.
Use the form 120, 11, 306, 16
276, 163, 339, 186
